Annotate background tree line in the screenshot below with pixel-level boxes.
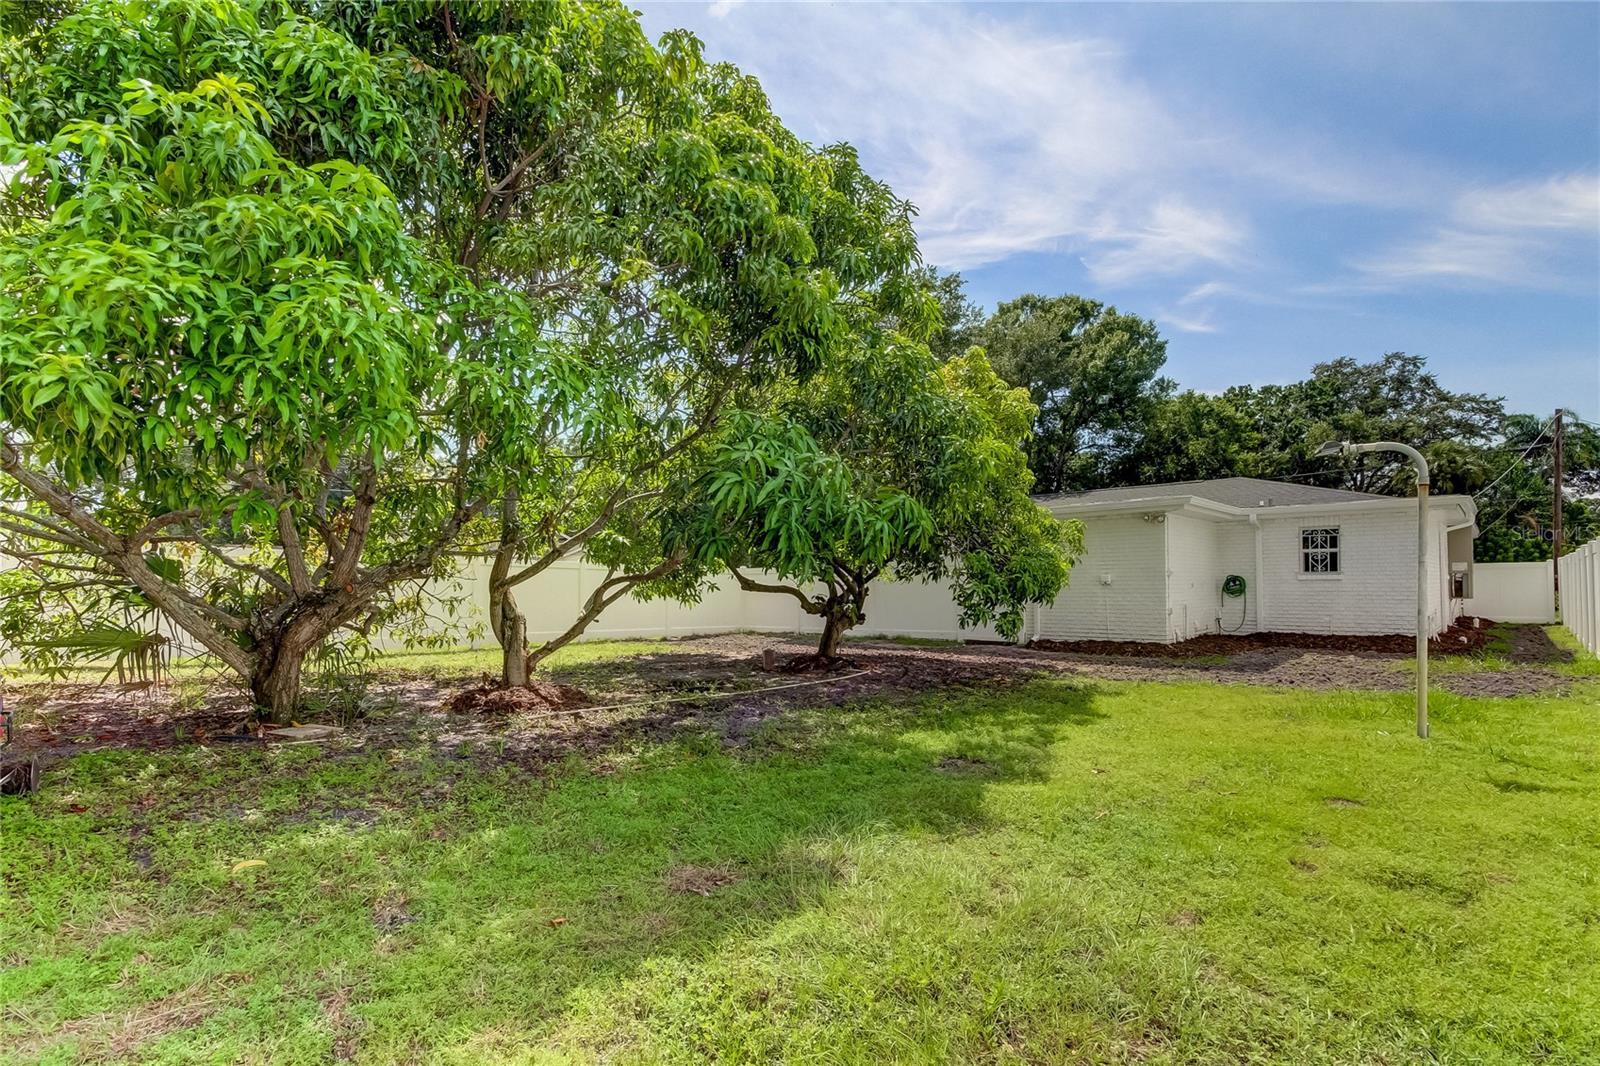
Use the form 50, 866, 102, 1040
927, 270, 1599, 563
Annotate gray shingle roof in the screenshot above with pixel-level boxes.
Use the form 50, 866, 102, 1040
1034, 476, 1388, 510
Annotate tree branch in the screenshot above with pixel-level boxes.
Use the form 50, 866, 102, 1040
731, 568, 826, 615
527, 550, 688, 669
0, 436, 120, 552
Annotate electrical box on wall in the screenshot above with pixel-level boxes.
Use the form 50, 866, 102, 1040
1099, 573, 1114, 586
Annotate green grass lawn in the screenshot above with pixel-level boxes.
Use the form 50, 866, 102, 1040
3, 675, 1597, 1064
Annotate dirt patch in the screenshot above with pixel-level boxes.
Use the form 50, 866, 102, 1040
1325, 797, 1365, 809
1, 684, 256, 768
1489, 624, 1573, 664
1169, 909, 1202, 927
1, 626, 1577, 777
935, 755, 996, 776
319, 984, 363, 1061
445, 680, 590, 716
1436, 671, 1572, 698
1030, 618, 1498, 659
12, 977, 240, 1061
372, 892, 415, 932
665, 864, 741, 896
777, 653, 857, 673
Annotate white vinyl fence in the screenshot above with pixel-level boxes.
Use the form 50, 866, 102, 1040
1463, 561, 1556, 624
0, 554, 1004, 665
1558, 539, 1600, 655
391, 556, 1002, 650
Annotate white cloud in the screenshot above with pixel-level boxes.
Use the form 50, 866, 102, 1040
1354, 229, 1542, 286
655, 4, 1283, 281
1454, 173, 1599, 232
1083, 199, 1251, 285
1156, 308, 1221, 334
1178, 281, 1238, 305
1354, 173, 1598, 288
639, 2, 1595, 300
705, 0, 744, 20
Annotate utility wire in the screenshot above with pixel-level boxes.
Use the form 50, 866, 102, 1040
1475, 490, 1548, 536
1472, 417, 1554, 500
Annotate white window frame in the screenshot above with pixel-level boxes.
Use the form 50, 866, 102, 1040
1300, 526, 1341, 576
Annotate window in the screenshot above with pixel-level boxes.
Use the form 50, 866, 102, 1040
1300, 527, 1340, 574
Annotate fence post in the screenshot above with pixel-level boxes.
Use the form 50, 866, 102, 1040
1568, 550, 1576, 645
1582, 547, 1589, 651
1574, 548, 1585, 650
1580, 545, 1590, 651
1586, 546, 1592, 652
1577, 545, 1587, 652
1588, 543, 1599, 654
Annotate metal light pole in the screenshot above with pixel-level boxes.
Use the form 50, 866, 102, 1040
1317, 440, 1432, 738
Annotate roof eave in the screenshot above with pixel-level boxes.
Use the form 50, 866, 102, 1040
1039, 493, 1478, 526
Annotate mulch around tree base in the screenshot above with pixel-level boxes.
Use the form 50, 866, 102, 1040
1, 625, 1578, 773
445, 680, 591, 716
1029, 618, 1506, 659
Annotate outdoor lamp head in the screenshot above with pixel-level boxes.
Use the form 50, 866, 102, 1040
1315, 441, 1348, 459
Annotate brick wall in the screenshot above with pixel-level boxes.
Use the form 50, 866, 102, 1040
1031, 515, 1168, 642
1255, 507, 1456, 637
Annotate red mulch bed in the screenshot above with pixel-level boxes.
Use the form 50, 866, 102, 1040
445, 679, 591, 716
1030, 618, 1495, 659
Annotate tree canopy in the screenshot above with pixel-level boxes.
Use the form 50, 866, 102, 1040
672, 343, 1080, 660
1221, 352, 1508, 494
0, 0, 933, 714
970, 293, 1170, 494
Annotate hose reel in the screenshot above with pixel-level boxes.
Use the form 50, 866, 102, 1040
1219, 574, 1248, 634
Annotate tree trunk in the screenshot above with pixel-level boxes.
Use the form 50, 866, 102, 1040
249, 647, 305, 724
503, 612, 528, 688
488, 488, 519, 661
818, 612, 847, 659
246, 609, 349, 723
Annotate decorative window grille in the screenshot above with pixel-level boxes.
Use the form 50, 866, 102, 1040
1300, 527, 1340, 574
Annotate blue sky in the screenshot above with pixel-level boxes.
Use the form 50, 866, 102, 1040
637, 1, 1600, 418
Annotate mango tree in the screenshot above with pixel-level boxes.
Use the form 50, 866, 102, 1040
674, 345, 1082, 662
460, 52, 930, 685
0, 0, 934, 713
0, 0, 652, 716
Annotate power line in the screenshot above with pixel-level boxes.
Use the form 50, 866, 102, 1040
1473, 416, 1554, 500
1475, 488, 1549, 535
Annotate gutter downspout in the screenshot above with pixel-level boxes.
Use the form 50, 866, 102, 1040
1249, 513, 1265, 633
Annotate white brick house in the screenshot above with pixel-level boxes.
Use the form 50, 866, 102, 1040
1027, 477, 1478, 644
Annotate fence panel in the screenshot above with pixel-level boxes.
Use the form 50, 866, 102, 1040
1558, 539, 1600, 655
366, 557, 997, 651
1464, 561, 1555, 623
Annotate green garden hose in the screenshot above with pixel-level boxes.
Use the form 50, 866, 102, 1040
1220, 574, 1248, 633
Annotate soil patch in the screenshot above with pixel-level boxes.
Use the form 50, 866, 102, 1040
445, 680, 590, 716
2, 626, 1576, 777
1030, 618, 1496, 659
665, 864, 741, 896
777, 653, 858, 674
935, 756, 996, 776
1489, 624, 1573, 664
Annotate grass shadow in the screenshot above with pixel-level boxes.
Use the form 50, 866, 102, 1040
0, 679, 1103, 1062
